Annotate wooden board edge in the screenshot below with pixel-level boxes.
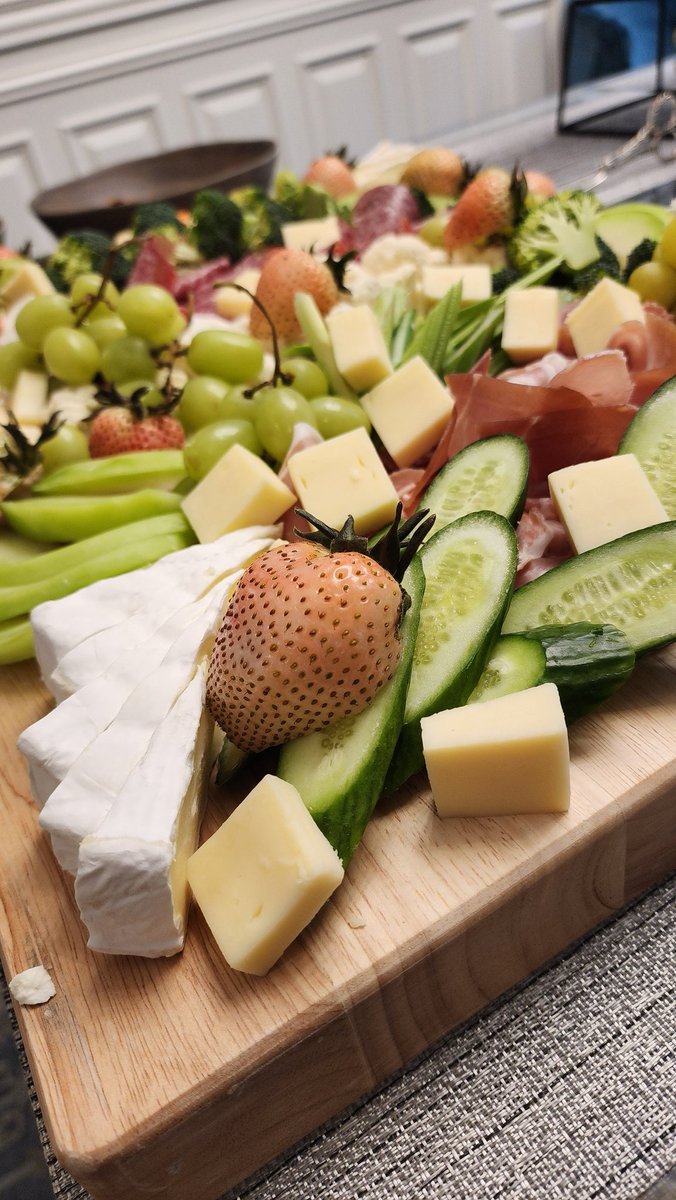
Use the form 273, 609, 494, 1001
54, 797, 641, 1200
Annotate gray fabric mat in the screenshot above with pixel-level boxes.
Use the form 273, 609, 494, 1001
3, 874, 674, 1200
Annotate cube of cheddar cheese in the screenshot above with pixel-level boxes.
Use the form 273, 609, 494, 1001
421, 682, 570, 818
360, 355, 455, 468
548, 454, 668, 554
181, 443, 295, 542
187, 774, 344, 975
419, 264, 492, 309
501, 286, 560, 363
325, 303, 392, 393
564, 277, 644, 357
287, 426, 399, 536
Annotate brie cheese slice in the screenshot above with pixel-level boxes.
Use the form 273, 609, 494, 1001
39, 577, 232, 872
33, 525, 278, 696
75, 664, 212, 958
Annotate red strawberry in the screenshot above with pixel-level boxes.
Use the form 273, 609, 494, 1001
443, 166, 527, 251
88, 402, 184, 457
206, 507, 432, 753
249, 248, 339, 344
304, 154, 356, 197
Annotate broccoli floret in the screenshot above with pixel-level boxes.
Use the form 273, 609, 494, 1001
623, 238, 658, 283
492, 265, 521, 294
569, 236, 621, 294
189, 189, 243, 261
131, 202, 184, 239
46, 229, 112, 291
510, 190, 604, 275
230, 186, 294, 251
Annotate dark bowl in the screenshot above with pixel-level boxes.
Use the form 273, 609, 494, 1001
31, 140, 278, 238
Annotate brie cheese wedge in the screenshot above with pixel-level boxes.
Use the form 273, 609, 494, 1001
75, 664, 212, 958
22, 578, 235, 809
39, 576, 233, 872
33, 525, 278, 697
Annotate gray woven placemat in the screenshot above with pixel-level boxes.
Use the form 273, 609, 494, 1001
4, 874, 674, 1200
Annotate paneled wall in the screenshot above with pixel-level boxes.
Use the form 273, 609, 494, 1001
0, 0, 562, 253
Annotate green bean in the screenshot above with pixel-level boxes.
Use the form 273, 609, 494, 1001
0, 530, 55, 566
0, 616, 34, 665
0, 528, 194, 622
1, 489, 183, 544
0, 512, 190, 586
32, 450, 186, 496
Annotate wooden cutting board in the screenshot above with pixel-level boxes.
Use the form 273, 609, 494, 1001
0, 650, 674, 1200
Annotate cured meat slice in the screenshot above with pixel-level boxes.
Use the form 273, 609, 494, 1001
339, 186, 422, 255
127, 235, 176, 291
549, 349, 633, 407
173, 257, 232, 313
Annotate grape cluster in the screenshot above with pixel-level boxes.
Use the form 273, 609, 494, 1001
628, 216, 676, 310
1, 273, 370, 478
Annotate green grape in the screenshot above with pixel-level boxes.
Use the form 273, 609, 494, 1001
177, 376, 229, 432
187, 330, 264, 385
628, 261, 676, 309
117, 285, 182, 347
15, 294, 75, 351
100, 336, 156, 384
40, 425, 90, 473
253, 386, 317, 462
310, 395, 371, 439
70, 273, 120, 321
658, 216, 676, 271
184, 420, 262, 481
42, 327, 101, 385
84, 314, 128, 351
217, 384, 259, 423
0, 342, 41, 390
281, 356, 329, 399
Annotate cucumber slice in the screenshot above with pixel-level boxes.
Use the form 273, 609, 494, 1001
619, 374, 676, 518
523, 622, 635, 722
419, 434, 529, 535
385, 510, 517, 791
503, 522, 676, 653
278, 555, 425, 865
468, 633, 544, 703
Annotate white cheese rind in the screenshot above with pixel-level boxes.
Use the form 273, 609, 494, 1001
421, 682, 570, 817
548, 454, 668, 554
75, 665, 212, 958
32, 525, 278, 696
38, 576, 233, 871
187, 774, 344, 975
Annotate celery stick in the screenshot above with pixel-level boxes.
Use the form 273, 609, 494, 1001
1, 489, 183, 545
0, 616, 34, 665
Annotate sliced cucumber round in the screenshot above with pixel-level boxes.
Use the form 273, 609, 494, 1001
468, 633, 545, 704
419, 434, 529, 535
619, 374, 676, 518
385, 510, 517, 790
503, 521, 676, 653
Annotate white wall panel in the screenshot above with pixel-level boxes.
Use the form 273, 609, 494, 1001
185, 67, 279, 144
59, 99, 166, 174
0, 133, 48, 248
298, 40, 385, 158
398, 10, 479, 141
493, 0, 557, 109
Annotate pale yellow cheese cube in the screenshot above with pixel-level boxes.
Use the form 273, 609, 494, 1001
501, 286, 560, 363
187, 774, 344, 975
214, 268, 261, 320
11, 370, 49, 426
287, 425, 398, 535
548, 453, 668, 554
419, 264, 492, 309
360, 355, 454, 468
281, 216, 341, 254
0, 260, 54, 305
421, 682, 570, 818
325, 304, 392, 393
564, 277, 645, 357
181, 443, 295, 542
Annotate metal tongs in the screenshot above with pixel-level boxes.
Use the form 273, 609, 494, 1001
576, 92, 676, 190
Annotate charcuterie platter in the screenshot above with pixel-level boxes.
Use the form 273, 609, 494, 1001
0, 143, 675, 1199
